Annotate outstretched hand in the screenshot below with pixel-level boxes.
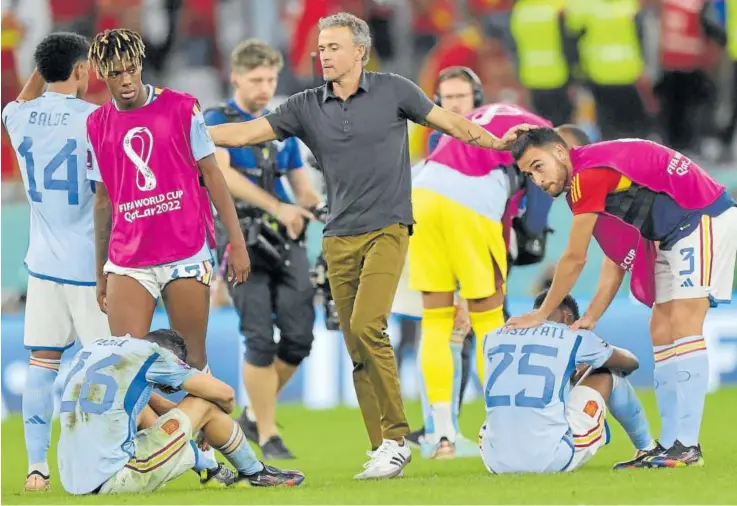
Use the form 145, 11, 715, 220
505, 310, 546, 330
493, 124, 539, 151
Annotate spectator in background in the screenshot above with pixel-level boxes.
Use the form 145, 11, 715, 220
468, 0, 516, 59
655, 0, 721, 154
567, 0, 650, 140
510, 0, 574, 126
49, 0, 95, 35
718, 0, 736, 163
409, 0, 456, 66
1, 11, 23, 188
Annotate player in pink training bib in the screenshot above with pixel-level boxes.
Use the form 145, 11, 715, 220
507, 127, 737, 469
85, 29, 249, 380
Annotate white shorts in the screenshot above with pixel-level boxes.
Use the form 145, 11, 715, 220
391, 259, 423, 319
477, 385, 608, 474
24, 276, 110, 351
104, 259, 214, 300
99, 409, 196, 494
655, 207, 737, 305
565, 385, 608, 472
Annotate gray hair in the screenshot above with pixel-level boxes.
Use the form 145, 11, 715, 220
318, 12, 372, 66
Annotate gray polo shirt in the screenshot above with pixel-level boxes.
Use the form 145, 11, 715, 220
265, 71, 435, 237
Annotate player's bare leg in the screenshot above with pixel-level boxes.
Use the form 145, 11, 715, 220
162, 278, 210, 371
139, 399, 237, 487
23, 349, 60, 492
106, 275, 157, 337
242, 358, 297, 451
176, 396, 304, 487
420, 291, 457, 458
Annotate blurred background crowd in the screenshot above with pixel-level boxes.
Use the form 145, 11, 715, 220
2, 0, 736, 309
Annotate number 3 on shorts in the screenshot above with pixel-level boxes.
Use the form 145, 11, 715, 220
679, 247, 695, 276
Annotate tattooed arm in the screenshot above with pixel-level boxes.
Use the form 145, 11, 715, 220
422, 105, 534, 151
93, 183, 112, 312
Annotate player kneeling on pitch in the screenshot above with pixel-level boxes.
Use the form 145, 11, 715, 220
479, 292, 658, 473
57, 330, 304, 495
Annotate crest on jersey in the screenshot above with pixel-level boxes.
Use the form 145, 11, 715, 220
161, 418, 180, 435
123, 126, 157, 192
583, 400, 599, 418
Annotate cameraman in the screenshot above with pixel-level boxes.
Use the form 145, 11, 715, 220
204, 40, 320, 460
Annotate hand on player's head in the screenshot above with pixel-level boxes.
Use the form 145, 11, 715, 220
511, 127, 572, 197
533, 290, 580, 326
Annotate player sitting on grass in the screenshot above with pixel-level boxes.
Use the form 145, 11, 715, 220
478, 291, 658, 473
58, 329, 304, 495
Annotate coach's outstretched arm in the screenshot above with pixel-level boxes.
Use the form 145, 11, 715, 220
420, 105, 537, 151
507, 212, 598, 329
208, 116, 278, 147
93, 183, 113, 313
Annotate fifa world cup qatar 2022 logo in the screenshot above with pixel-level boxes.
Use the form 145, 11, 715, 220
123, 126, 157, 192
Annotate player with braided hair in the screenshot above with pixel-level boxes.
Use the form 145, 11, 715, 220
85, 28, 252, 487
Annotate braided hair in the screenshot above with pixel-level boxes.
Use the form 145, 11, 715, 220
89, 28, 146, 78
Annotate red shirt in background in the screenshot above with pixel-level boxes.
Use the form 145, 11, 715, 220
183, 0, 216, 37
411, 0, 456, 36
467, 0, 513, 15
49, 0, 95, 23
1, 12, 22, 181
660, 0, 720, 71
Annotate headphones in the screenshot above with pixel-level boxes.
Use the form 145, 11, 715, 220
434, 66, 483, 108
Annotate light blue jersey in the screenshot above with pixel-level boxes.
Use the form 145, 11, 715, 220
57, 337, 197, 494
482, 322, 613, 473
2, 93, 98, 284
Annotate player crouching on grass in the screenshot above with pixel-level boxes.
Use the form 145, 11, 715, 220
57, 330, 304, 495
478, 292, 658, 474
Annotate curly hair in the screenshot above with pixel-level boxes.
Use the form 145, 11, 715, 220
34, 32, 90, 83
89, 28, 146, 78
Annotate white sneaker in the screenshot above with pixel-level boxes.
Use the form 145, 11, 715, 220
353, 439, 411, 480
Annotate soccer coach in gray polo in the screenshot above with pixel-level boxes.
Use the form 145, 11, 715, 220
209, 12, 531, 479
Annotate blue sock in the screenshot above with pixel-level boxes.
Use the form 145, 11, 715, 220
23, 357, 60, 475
608, 374, 653, 450
417, 352, 434, 437
192, 445, 219, 472
674, 336, 709, 447
216, 421, 264, 475
653, 344, 679, 448
450, 340, 463, 434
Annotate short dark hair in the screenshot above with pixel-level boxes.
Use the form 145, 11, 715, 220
144, 329, 188, 362
511, 127, 567, 162
34, 32, 90, 83
533, 290, 581, 321
556, 124, 591, 147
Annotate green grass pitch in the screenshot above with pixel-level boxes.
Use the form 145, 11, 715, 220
3, 390, 737, 504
